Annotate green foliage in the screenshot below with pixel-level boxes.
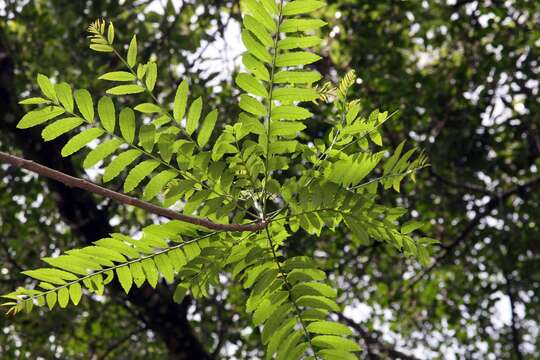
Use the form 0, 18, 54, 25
4, 2, 435, 358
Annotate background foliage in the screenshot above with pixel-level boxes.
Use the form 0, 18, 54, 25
0, 0, 538, 359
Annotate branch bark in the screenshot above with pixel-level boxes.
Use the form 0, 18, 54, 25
0, 151, 265, 232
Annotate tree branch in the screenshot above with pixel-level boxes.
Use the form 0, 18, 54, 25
0, 151, 265, 232
337, 313, 420, 360
399, 175, 540, 294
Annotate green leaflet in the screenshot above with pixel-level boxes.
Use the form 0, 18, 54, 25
143, 170, 178, 201
107, 22, 115, 43
43, 255, 91, 275
259, 0, 278, 15
98, 71, 136, 82
136, 63, 147, 79
36, 74, 57, 101
55, 82, 74, 112
116, 266, 133, 293
81, 246, 126, 263
282, 1, 326, 16
261, 304, 293, 343
158, 133, 174, 163
103, 149, 142, 182
306, 321, 352, 336
291, 282, 337, 299
346, 102, 361, 124
270, 121, 306, 137
401, 220, 425, 234
42, 117, 84, 141
130, 262, 146, 288
146, 62, 157, 91
98, 96, 116, 133
124, 160, 160, 193
134, 103, 162, 114
83, 138, 123, 169
74, 89, 94, 122
173, 79, 189, 122
239, 94, 266, 116
46, 292, 57, 310
243, 54, 270, 81
197, 109, 218, 147
325, 152, 385, 187
281, 19, 327, 33
168, 248, 187, 271
106, 84, 145, 95
17, 106, 65, 129
61, 128, 104, 157
253, 291, 289, 326
139, 124, 156, 152
242, 30, 272, 64
90, 44, 113, 52
141, 259, 159, 288
244, 15, 273, 47
243, 0, 275, 33
317, 349, 358, 360
69, 283, 82, 305
119, 108, 136, 143
22, 269, 77, 284
269, 140, 298, 154
287, 342, 309, 360
287, 268, 326, 283
127, 35, 137, 68
276, 52, 321, 67
277, 36, 322, 50
272, 87, 319, 102
154, 254, 174, 283
276, 331, 304, 360
173, 283, 189, 303
236, 73, 268, 97
274, 70, 322, 84
19, 97, 49, 105
186, 97, 203, 136
239, 113, 265, 135
58, 287, 70, 308
265, 318, 296, 359
311, 335, 361, 352
271, 105, 312, 121
296, 295, 340, 312
95, 238, 140, 258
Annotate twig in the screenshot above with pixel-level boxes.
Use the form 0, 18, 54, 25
0, 151, 266, 232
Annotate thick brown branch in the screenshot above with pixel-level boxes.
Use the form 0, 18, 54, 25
0, 151, 265, 232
